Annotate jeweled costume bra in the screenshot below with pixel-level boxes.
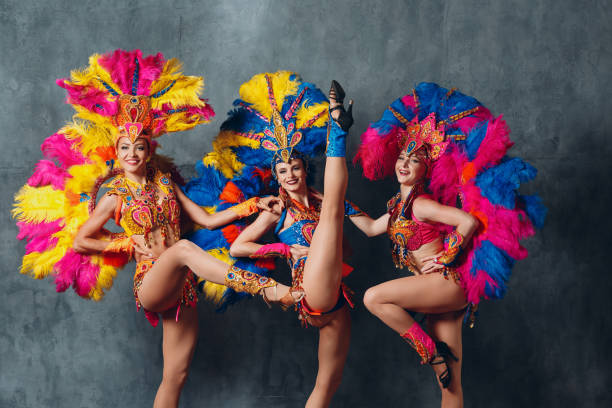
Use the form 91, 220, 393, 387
387, 183, 441, 272
105, 167, 180, 246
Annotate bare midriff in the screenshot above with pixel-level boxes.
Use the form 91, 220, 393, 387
131, 226, 178, 262
408, 238, 443, 275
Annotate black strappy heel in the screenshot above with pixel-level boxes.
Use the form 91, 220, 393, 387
430, 341, 459, 388
329, 80, 354, 131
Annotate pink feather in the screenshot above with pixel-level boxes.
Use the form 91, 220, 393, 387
17, 220, 62, 254
27, 160, 71, 190
54, 250, 99, 296
98, 49, 166, 96
470, 116, 514, 173
135, 52, 165, 95
74, 259, 100, 297
151, 102, 216, 135
452, 107, 492, 134
400, 94, 417, 108
353, 125, 401, 180
53, 250, 80, 292
41, 133, 87, 168
429, 146, 465, 205
56, 79, 117, 117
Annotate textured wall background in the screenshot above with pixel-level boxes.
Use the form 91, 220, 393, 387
1, 0, 610, 407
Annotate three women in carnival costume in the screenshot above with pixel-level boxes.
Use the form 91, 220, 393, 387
13, 50, 544, 408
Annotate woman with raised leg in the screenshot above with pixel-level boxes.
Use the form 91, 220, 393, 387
13, 50, 296, 408
351, 83, 546, 407
222, 73, 359, 408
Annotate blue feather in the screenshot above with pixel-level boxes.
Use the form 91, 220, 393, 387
470, 240, 515, 299
465, 121, 489, 160
475, 157, 537, 209
519, 194, 547, 229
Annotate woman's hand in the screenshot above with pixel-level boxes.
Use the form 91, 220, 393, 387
420, 253, 445, 274
289, 245, 309, 280
290, 244, 309, 263
257, 196, 284, 215
133, 241, 159, 260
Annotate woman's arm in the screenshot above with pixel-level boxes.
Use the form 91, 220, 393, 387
349, 213, 390, 237
413, 196, 479, 273
229, 210, 280, 257
412, 197, 479, 240
73, 194, 119, 254
174, 183, 281, 230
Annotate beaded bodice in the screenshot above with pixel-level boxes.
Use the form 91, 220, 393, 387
387, 185, 440, 270
105, 168, 180, 246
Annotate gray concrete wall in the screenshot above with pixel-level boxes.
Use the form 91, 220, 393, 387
1, 0, 610, 406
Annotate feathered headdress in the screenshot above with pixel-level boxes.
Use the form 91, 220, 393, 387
183, 71, 329, 309
13, 49, 214, 300
355, 82, 546, 305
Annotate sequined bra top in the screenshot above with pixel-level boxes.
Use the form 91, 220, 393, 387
274, 189, 364, 248
387, 185, 441, 269
105, 168, 181, 246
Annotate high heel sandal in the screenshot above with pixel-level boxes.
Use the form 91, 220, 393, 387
430, 341, 459, 388
329, 80, 354, 132
262, 286, 305, 310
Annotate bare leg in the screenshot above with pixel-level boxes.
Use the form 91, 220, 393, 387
152, 306, 199, 408
305, 306, 351, 408
301, 88, 349, 312
427, 311, 465, 408
363, 273, 467, 333
363, 273, 466, 381
138, 240, 291, 311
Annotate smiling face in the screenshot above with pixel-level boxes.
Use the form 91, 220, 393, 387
116, 136, 150, 176
395, 148, 428, 186
274, 158, 308, 194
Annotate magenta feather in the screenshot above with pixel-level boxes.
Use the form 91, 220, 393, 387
471, 116, 513, 173
429, 146, 464, 205
41, 133, 87, 168
54, 249, 99, 296
354, 125, 401, 180
74, 259, 100, 297
17, 220, 62, 254
27, 159, 71, 190
56, 80, 117, 117
135, 52, 165, 95
98, 49, 165, 95
53, 250, 80, 292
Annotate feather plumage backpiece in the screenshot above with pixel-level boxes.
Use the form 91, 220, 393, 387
354, 82, 546, 304
183, 71, 329, 310
13, 49, 214, 300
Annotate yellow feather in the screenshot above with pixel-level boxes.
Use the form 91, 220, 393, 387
62, 120, 115, 157
239, 71, 299, 119
201, 281, 227, 304
20, 246, 66, 278
201, 130, 261, 178
65, 163, 107, 194
199, 248, 234, 304
59, 202, 90, 235
295, 101, 329, 128
150, 58, 206, 108
164, 110, 210, 133
73, 109, 115, 135
67, 53, 119, 95
88, 262, 119, 301
13, 185, 66, 223
213, 130, 260, 151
